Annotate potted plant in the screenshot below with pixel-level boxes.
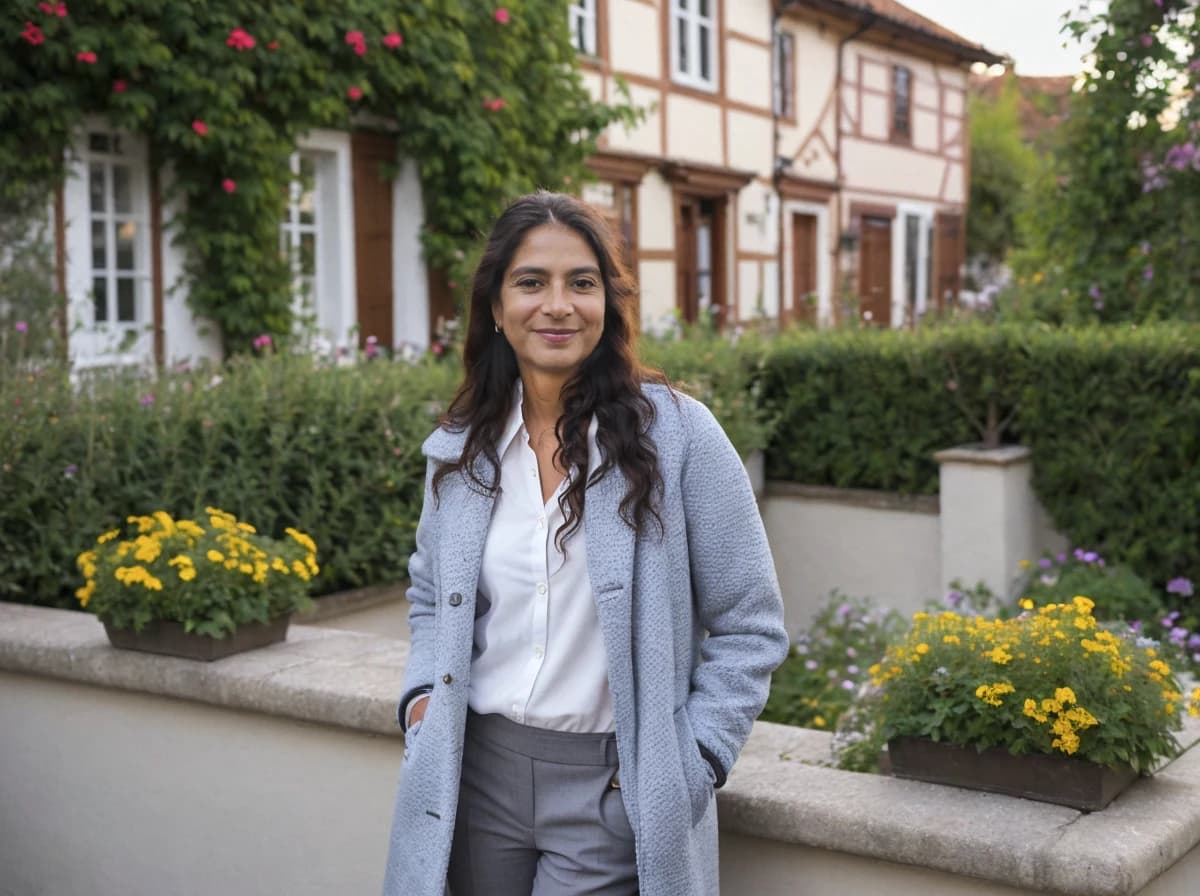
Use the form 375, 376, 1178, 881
843, 596, 1200, 810
76, 507, 317, 660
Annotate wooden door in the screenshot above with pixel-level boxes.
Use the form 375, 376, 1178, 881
351, 132, 395, 349
858, 215, 892, 326
791, 213, 818, 324
933, 212, 964, 313
676, 198, 699, 324
675, 193, 726, 327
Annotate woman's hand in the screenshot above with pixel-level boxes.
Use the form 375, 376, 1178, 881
408, 694, 430, 727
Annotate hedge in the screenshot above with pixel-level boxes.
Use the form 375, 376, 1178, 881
759, 322, 1200, 594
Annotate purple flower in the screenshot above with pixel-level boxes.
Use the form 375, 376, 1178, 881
840, 680, 856, 691
1187, 633, 1200, 650
1074, 548, 1086, 561
139, 394, 155, 407
804, 659, 819, 671
1143, 264, 1154, 282
253, 333, 273, 350
1056, 552, 1067, 564
63, 464, 78, 478
1083, 551, 1099, 564
1038, 557, 1052, 569
945, 590, 964, 608
1167, 577, 1194, 597
1169, 626, 1189, 646
847, 664, 859, 675
1128, 620, 1143, 634
845, 646, 857, 658
836, 603, 852, 623
14, 320, 28, 333
1088, 285, 1102, 301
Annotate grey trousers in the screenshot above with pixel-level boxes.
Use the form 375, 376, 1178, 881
447, 711, 639, 896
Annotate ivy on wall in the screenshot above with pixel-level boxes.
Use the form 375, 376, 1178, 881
2, 1, 638, 353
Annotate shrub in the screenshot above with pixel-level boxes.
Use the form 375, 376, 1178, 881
758, 321, 1200, 601
1, 351, 459, 607
1018, 548, 1165, 624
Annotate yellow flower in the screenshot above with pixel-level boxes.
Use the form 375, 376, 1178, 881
126, 515, 155, 533
224, 559, 239, 570
915, 643, 930, 656
285, 527, 318, 554
1054, 687, 1077, 705
96, 529, 120, 544
238, 563, 254, 575
983, 645, 1013, 665
812, 716, 826, 728
75, 579, 96, 606
975, 682, 1015, 707
236, 521, 257, 533
943, 634, 961, 645
1072, 595, 1095, 614
291, 559, 312, 581
207, 550, 225, 564
1020, 598, 1035, 611
178, 567, 196, 582
1149, 660, 1171, 676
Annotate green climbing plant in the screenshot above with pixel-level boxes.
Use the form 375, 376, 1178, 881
3, 1, 638, 353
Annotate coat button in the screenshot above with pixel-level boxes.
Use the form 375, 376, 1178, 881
448, 592, 462, 606
442, 673, 453, 684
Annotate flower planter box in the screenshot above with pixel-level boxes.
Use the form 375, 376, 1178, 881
103, 616, 291, 661
888, 736, 1139, 812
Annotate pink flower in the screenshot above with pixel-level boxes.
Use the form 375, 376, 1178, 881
76, 50, 97, 64
21, 22, 45, 45
345, 30, 366, 56
382, 32, 403, 50
365, 335, 379, 358
192, 120, 208, 137
139, 394, 155, 407
483, 97, 506, 112
226, 28, 256, 51
14, 321, 28, 333
112, 80, 127, 93
37, 2, 64, 15
1141, 34, 1154, 48
253, 333, 273, 350
222, 178, 237, 194
268, 40, 279, 51
494, 7, 510, 24
347, 85, 363, 101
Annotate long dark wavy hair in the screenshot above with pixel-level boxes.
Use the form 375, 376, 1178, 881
432, 191, 667, 545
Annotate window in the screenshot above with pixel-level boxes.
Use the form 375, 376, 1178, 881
774, 30, 795, 119
281, 153, 320, 311
671, 0, 717, 91
892, 65, 913, 142
85, 131, 150, 329
569, 0, 597, 56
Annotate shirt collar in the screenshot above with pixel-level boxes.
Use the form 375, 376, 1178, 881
498, 380, 601, 478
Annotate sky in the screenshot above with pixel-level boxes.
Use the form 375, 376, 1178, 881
896, 1, 1089, 76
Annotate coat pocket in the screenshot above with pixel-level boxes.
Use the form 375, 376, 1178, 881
672, 704, 714, 827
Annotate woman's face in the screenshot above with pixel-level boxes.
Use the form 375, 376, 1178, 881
494, 223, 606, 384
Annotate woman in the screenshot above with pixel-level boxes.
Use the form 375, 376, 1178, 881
383, 192, 788, 896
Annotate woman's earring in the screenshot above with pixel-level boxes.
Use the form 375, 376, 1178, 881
494, 322, 502, 334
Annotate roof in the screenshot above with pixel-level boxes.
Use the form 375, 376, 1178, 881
783, 0, 1006, 66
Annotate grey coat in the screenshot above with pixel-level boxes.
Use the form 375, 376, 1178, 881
382, 385, 789, 896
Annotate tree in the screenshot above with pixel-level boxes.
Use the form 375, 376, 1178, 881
1010, 0, 1200, 323
967, 76, 1041, 268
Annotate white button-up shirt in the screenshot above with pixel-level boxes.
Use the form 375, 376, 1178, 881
467, 382, 613, 733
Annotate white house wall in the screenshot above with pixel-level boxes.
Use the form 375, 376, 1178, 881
158, 165, 221, 367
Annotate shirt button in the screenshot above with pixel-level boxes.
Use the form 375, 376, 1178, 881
537, 516, 545, 529
442, 673, 453, 684
511, 703, 519, 713
533, 646, 544, 658
536, 583, 547, 595
448, 592, 462, 607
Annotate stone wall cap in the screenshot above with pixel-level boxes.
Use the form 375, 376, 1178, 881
0, 602, 408, 737
3, 602, 1199, 895
764, 480, 940, 515
934, 444, 1033, 467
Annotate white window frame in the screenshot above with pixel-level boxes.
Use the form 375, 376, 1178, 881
63, 121, 155, 369
670, 0, 718, 92
569, 0, 597, 57
281, 152, 321, 319
286, 130, 357, 352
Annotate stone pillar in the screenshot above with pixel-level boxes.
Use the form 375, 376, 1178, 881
935, 445, 1038, 601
